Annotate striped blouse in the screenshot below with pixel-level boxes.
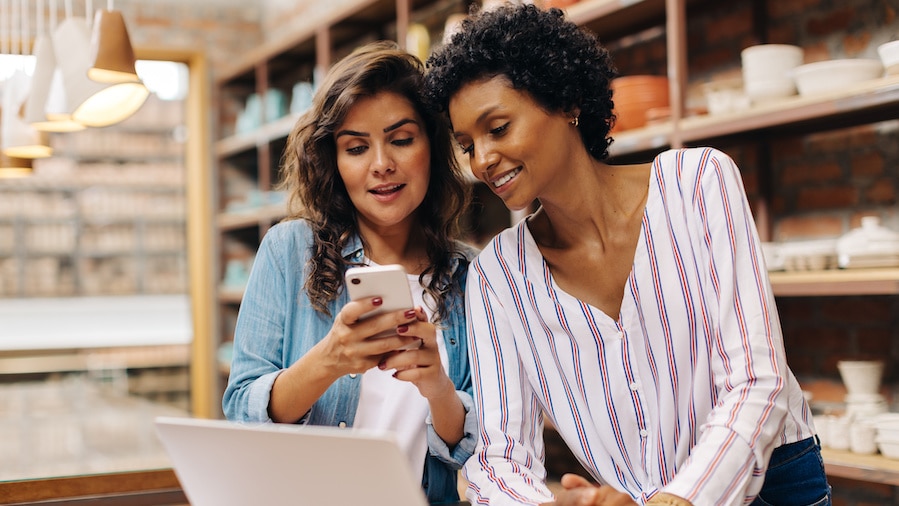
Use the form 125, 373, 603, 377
463, 148, 815, 506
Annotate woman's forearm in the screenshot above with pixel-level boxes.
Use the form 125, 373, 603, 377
268, 343, 340, 423
426, 377, 466, 446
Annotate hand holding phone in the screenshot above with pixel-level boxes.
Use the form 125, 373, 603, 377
345, 264, 415, 339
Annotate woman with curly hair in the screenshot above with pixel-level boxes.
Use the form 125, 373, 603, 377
425, 5, 828, 506
223, 40, 477, 504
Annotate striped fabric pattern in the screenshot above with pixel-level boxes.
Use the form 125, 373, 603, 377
463, 148, 814, 506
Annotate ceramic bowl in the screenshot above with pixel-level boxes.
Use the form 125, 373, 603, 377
879, 440, 899, 459
744, 78, 797, 104
837, 360, 884, 396
611, 75, 669, 132
878, 40, 899, 75
741, 44, 804, 82
793, 59, 884, 96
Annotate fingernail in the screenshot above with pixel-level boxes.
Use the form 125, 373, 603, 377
396, 325, 409, 333
372, 297, 383, 306
378, 360, 386, 370
404, 309, 416, 318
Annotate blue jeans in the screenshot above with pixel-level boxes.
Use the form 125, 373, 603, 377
750, 436, 831, 506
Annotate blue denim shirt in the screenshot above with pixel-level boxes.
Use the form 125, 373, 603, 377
223, 219, 478, 504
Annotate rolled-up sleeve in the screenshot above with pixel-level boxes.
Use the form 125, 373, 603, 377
426, 390, 478, 468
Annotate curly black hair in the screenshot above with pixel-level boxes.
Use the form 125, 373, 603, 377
279, 41, 470, 322
424, 4, 618, 161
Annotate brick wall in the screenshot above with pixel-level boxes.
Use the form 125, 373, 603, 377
120, 0, 263, 74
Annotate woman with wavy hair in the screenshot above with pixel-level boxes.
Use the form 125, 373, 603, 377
224, 40, 476, 504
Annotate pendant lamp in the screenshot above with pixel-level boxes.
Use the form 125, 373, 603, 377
0, 107, 34, 177
0, 155, 33, 177
87, 3, 139, 84
24, 0, 85, 132
51, 2, 148, 128
1, 0, 53, 159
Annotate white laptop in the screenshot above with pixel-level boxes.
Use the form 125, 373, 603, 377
154, 416, 429, 506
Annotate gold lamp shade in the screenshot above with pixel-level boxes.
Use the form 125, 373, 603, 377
0, 108, 34, 176
52, 16, 149, 128
0, 159, 34, 177
88, 9, 140, 84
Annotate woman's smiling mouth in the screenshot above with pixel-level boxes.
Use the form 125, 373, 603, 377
369, 183, 405, 195
491, 167, 521, 188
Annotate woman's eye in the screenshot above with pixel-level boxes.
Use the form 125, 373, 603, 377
393, 137, 414, 146
490, 122, 509, 136
346, 145, 367, 155
459, 143, 473, 155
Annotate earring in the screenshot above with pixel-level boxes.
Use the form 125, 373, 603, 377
570, 116, 579, 127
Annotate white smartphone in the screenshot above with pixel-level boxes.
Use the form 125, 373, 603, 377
345, 264, 415, 339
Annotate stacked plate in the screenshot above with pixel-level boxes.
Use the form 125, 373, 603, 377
837, 216, 899, 269
741, 44, 803, 104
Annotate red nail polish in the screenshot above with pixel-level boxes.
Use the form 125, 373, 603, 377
404, 309, 416, 318
396, 325, 409, 333
372, 297, 383, 306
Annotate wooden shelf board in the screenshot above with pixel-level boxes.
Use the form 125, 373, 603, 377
565, 0, 667, 42
609, 122, 673, 156
768, 268, 899, 296
0, 344, 190, 375
822, 448, 899, 485
217, 204, 287, 231
679, 74, 899, 143
218, 287, 245, 304
215, 113, 300, 158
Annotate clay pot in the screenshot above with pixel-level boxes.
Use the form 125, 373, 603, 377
610, 75, 669, 132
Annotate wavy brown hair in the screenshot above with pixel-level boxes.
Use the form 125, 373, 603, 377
279, 41, 470, 322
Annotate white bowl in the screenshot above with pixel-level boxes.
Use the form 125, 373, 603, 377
793, 59, 884, 96
877, 438, 899, 459
741, 44, 804, 82
837, 360, 884, 395
745, 78, 797, 103
878, 40, 899, 75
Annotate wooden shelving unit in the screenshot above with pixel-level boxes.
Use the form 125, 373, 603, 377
821, 448, 899, 486
769, 268, 899, 297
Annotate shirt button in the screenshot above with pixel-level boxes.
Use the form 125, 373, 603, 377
338, 421, 347, 428
617, 331, 624, 340
629, 382, 639, 391
639, 429, 648, 438
349, 373, 357, 378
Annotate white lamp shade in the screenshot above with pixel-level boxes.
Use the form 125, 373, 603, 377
1, 70, 53, 159
52, 17, 149, 128
73, 81, 149, 127
24, 34, 86, 132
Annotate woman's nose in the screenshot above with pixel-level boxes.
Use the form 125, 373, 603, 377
471, 146, 499, 181
371, 145, 395, 175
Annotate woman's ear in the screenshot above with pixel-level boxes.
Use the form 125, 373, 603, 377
566, 107, 581, 124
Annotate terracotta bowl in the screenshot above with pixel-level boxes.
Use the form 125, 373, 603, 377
611, 75, 669, 132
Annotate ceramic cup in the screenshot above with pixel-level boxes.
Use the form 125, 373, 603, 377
850, 420, 878, 454
827, 416, 851, 451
